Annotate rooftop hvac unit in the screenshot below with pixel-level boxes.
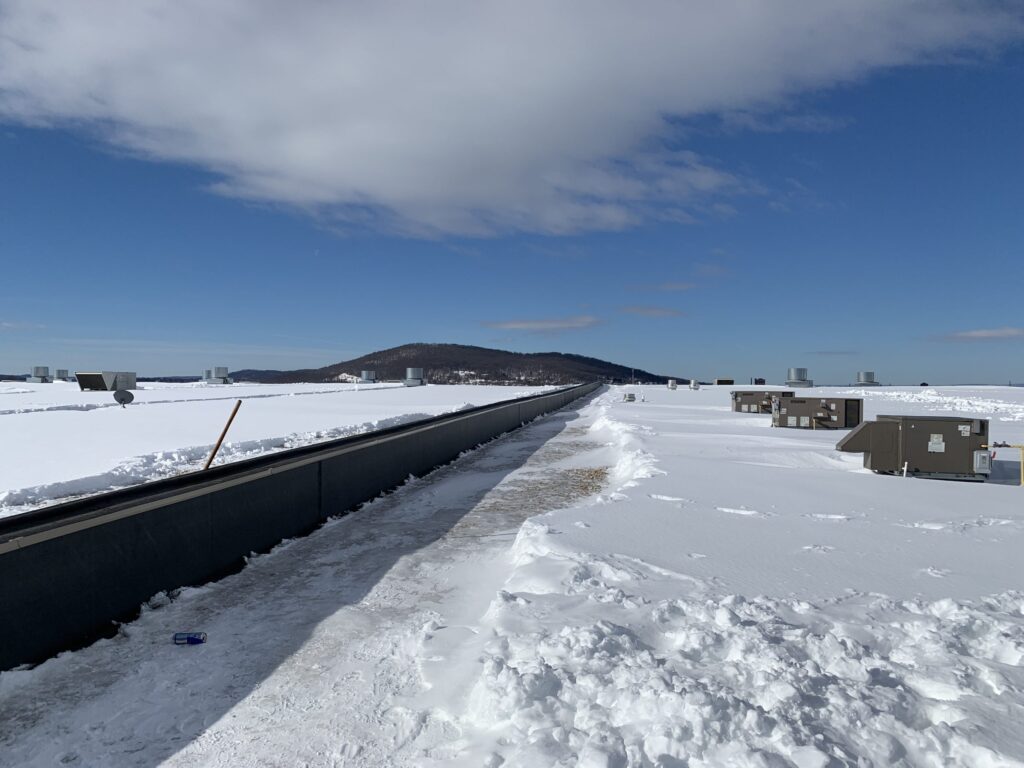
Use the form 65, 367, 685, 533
786, 367, 813, 388
667, 379, 677, 390
360, 370, 376, 383
689, 380, 701, 390
76, 371, 137, 391
856, 371, 879, 386
204, 366, 232, 384
837, 415, 991, 480
731, 390, 795, 414
771, 396, 862, 429
55, 369, 69, 380
28, 366, 51, 383
404, 367, 425, 387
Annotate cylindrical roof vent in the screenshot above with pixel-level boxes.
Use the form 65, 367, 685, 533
406, 367, 424, 380
32, 366, 49, 378
214, 367, 229, 379
788, 367, 808, 382
204, 369, 212, 380
857, 371, 877, 384
361, 370, 376, 381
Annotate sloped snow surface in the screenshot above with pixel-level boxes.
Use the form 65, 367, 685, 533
3, 384, 1024, 766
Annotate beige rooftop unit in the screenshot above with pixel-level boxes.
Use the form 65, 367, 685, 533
771, 396, 862, 430
731, 390, 796, 414
837, 415, 991, 480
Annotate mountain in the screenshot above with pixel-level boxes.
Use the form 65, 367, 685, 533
232, 344, 681, 386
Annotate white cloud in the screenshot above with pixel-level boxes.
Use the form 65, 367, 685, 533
944, 327, 1024, 341
620, 306, 684, 318
0, 320, 45, 331
485, 315, 599, 333
0, 1, 1019, 236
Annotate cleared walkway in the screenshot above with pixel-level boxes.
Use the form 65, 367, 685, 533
0, 395, 607, 767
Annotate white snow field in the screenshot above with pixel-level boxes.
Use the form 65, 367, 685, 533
2, 384, 1024, 766
0, 381, 552, 517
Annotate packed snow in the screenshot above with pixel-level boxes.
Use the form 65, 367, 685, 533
0, 380, 552, 517
2, 384, 1024, 766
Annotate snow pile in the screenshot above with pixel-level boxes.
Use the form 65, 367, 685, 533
841, 386, 1024, 421
437, 388, 1024, 766
466, 519, 1024, 767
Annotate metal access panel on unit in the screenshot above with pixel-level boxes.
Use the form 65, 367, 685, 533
772, 396, 863, 429
76, 372, 114, 391
731, 390, 796, 413
838, 415, 990, 480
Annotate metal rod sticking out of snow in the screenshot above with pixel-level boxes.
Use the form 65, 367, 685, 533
203, 400, 242, 470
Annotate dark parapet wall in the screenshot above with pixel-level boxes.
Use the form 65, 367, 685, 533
0, 382, 601, 671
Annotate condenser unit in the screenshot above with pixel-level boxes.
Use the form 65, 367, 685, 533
731, 390, 795, 414
837, 415, 991, 480
772, 396, 862, 429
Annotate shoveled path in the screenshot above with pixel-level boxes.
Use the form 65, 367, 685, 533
0, 396, 607, 767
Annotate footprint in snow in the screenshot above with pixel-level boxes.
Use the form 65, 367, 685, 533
574, 521, 591, 529
715, 506, 773, 518
922, 567, 951, 578
805, 513, 855, 522
802, 544, 835, 553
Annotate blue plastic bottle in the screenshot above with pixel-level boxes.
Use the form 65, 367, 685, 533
173, 632, 207, 645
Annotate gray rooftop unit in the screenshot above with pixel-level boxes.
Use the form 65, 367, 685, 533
786, 367, 813, 388
837, 415, 991, 480
76, 371, 137, 391
667, 379, 677, 390
204, 366, 232, 385
404, 367, 425, 387
857, 371, 879, 386
28, 366, 51, 383
772, 396, 862, 429
731, 390, 796, 414
54, 369, 69, 381
360, 370, 377, 383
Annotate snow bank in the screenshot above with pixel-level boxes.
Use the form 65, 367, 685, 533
840, 386, 1024, 421
438, 387, 1024, 766
0, 382, 553, 517
467, 521, 1024, 767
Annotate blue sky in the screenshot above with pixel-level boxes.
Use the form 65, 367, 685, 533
1, 3, 1022, 383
